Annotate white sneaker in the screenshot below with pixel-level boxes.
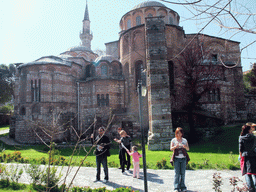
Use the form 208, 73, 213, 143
103, 179, 108, 183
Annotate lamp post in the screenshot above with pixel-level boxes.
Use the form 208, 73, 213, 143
137, 70, 148, 192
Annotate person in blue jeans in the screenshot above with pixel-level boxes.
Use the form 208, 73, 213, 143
239, 124, 256, 192
170, 127, 190, 192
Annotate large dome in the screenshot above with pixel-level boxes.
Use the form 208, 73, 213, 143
132, 1, 167, 10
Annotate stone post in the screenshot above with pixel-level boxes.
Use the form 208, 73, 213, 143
145, 16, 174, 150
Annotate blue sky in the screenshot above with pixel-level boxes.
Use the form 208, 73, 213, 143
0, 0, 255, 71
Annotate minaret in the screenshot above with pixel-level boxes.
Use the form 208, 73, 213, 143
80, 0, 93, 50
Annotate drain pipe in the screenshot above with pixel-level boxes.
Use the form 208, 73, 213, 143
77, 81, 80, 133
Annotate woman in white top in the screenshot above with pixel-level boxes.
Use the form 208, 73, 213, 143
170, 127, 189, 192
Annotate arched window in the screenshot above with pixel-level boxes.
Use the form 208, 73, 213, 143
169, 17, 173, 24
148, 14, 153, 17
136, 16, 141, 26
135, 61, 144, 86
101, 65, 108, 76
127, 19, 131, 29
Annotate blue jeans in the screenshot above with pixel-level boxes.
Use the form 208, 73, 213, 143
96, 155, 108, 180
174, 157, 187, 191
245, 174, 256, 192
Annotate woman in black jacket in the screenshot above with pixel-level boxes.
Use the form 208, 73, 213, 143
239, 125, 256, 191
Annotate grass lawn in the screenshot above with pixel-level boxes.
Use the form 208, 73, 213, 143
0, 125, 9, 131
0, 124, 243, 170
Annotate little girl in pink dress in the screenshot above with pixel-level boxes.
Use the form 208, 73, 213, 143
124, 145, 142, 178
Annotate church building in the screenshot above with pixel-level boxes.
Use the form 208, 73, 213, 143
11, 1, 245, 149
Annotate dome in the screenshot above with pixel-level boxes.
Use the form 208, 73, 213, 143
94, 55, 119, 63
18, 56, 73, 68
132, 1, 166, 10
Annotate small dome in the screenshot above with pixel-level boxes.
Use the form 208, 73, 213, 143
94, 55, 119, 64
132, 1, 166, 10
67, 46, 92, 52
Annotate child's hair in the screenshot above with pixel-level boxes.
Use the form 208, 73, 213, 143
120, 130, 127, 136
246, 122, 253, 127
132, 146, 138, 151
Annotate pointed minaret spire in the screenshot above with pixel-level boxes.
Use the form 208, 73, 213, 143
80, 0, 93, 50
83, 0, 89, 21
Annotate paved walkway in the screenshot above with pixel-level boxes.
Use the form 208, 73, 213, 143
6, 163, 245, 192
0, 130, 246, 191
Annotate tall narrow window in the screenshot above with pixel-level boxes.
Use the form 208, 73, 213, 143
216, 88, 221, 101
85, 65, 91, 79
38, 79, 41, 102
112, 65, 118, 76
168, 61, 174, 90
106, 94, 109, 106
212, 54, 218, 63
101, 65, 108, 76
20, 106, 26, 115
169, 17, 173, 24
31, 79, 41, 102
31, 80, 34, 102
208, 88, 221, 102
97, 94, 100, 106
101, 94, 105, 106
135, 61, 143, 87
136, 16, 141, 26
127, 19, 131, 29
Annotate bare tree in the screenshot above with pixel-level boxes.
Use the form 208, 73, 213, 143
175, 38, 223, 142
25, 110, 115, 191
160, 0, 256, 64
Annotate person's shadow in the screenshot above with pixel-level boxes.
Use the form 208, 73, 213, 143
104, 181, 142, 192
146, 171, 164, 184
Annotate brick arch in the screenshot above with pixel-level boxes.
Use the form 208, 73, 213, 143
203, 40, 227, 52
144, 7, 156, 16
132, 9, 143, 16
97, 61, 110, 77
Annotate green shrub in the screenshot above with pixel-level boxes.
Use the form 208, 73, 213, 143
227, 163, 239, 170
108, 161, 118, 167
156, 158, 168, 169
24, 163, 41, 185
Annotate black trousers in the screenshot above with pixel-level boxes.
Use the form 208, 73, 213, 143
121, 148, 130, 172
